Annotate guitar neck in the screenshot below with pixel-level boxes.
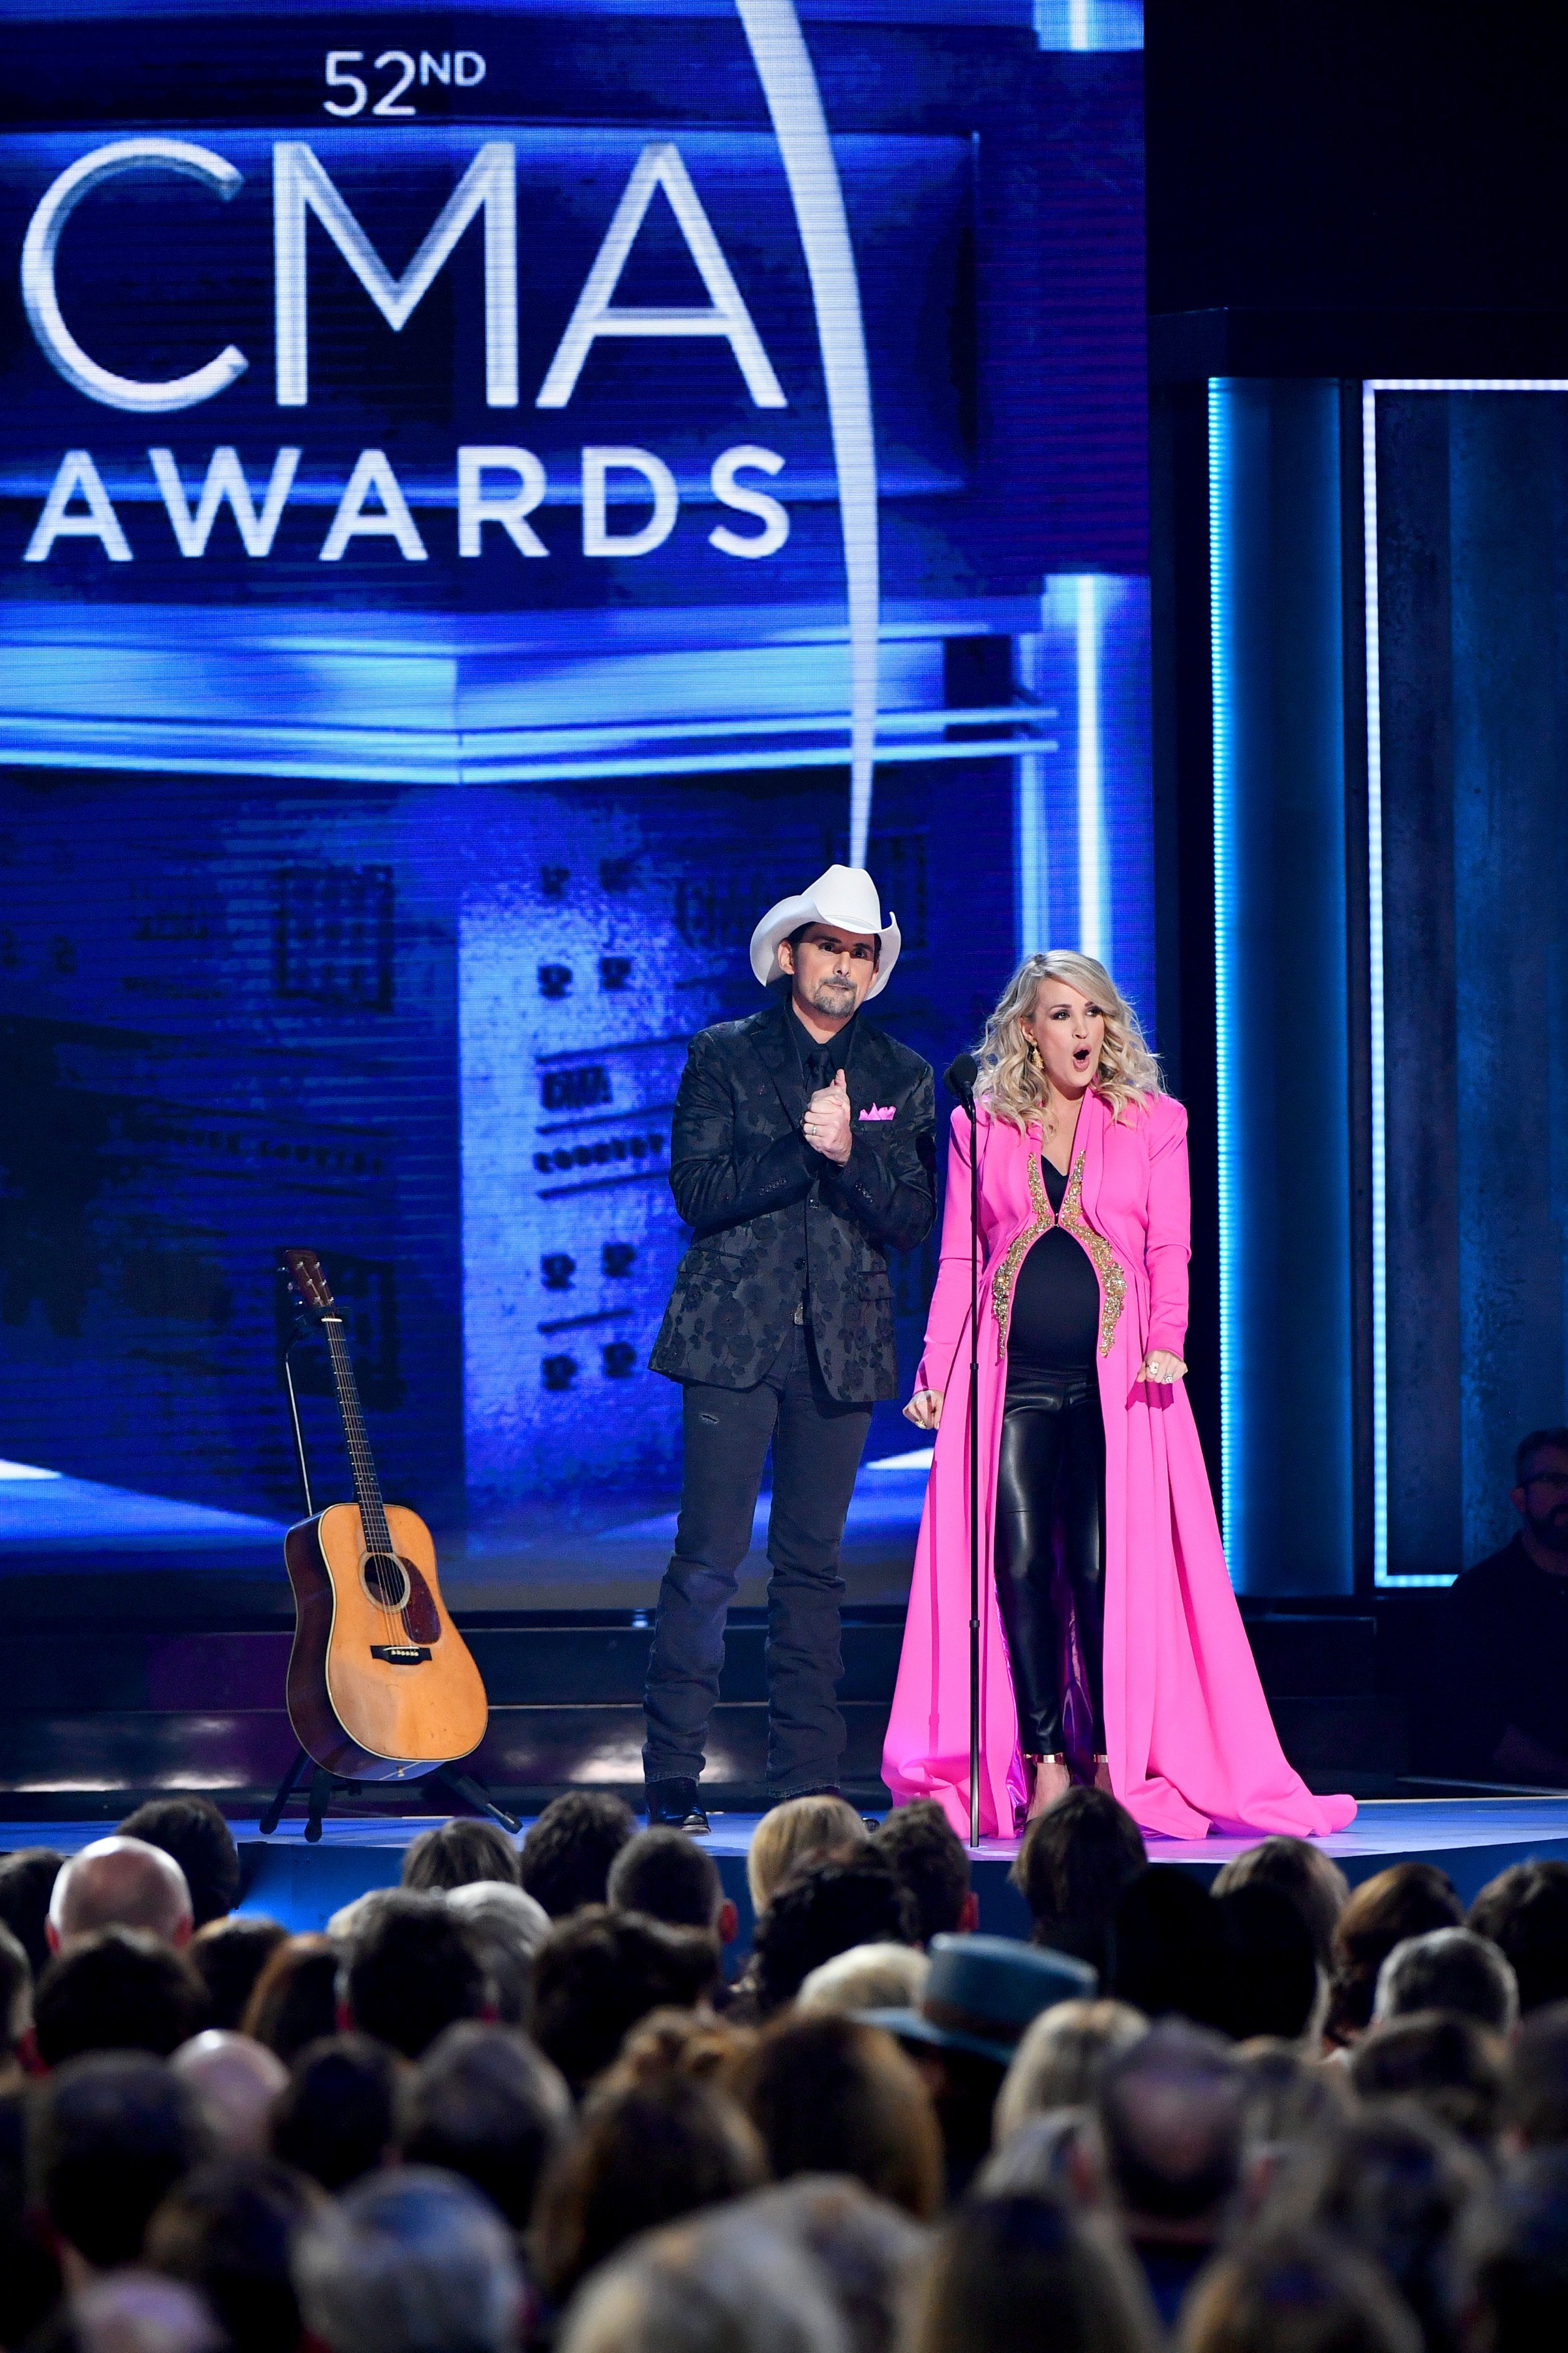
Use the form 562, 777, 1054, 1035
322, 1317, 394, 1556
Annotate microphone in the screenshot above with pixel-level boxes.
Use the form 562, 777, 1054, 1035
944, 1053, 978, 1112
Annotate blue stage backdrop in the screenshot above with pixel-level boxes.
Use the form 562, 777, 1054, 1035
0, 0, 1151, 1605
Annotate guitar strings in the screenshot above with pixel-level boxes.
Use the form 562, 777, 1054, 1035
325, 1314, 400, 1649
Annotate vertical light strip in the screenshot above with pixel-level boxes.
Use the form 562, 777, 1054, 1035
1068, 0, 1092, 46
736, 0, 880, 867
1075, 575, 1105, 960
1361, 383, 1388, 1588
1208, 381, 1239, 1572
1015, 631, 1048, 956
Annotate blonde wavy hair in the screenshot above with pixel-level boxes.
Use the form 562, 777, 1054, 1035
975, 950, 1162, 1130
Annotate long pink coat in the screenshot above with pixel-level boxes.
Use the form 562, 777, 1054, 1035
883, 1088, 1356, 1842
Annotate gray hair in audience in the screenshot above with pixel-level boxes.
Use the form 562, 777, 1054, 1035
994, 1998, 1147, 2144
446, 1882, 552, 2024
69, 2272, 224, 2353
797, 1944, 928, 2016
559, 2210, 848, 2353
292, 2167, 523, 2353
1373, 1929, 1519, 2033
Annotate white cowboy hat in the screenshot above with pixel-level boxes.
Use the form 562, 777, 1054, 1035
749, 864, 901, 1000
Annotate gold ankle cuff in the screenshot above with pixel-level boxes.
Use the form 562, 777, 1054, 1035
1025, 1752, 1065, 1766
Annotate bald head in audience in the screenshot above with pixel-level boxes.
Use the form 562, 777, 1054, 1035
48, 1838, 195, 1954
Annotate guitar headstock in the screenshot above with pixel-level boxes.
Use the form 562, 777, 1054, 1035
280, 1249, 337, 1321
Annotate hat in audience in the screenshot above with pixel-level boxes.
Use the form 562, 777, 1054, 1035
860, 1933, 1095, 2066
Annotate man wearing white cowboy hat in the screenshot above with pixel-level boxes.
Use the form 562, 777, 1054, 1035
643, 864, 936, 1830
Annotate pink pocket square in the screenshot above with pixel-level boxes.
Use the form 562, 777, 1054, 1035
858, 1103, 896, 1121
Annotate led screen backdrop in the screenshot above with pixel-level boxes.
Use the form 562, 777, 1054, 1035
0, 0, 1150, 1608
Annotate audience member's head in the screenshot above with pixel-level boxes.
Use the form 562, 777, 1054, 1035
36, 1930, 208, 2065
533, 2072, 767, 2302
146, 2155, 319, 2353
1468, 1861, 1568, 2015
751, 1859, 915, 2017
292, 2168, 523, 2353
608, 1829, 737, 1940
270, 2034, 399, 2193
66, 2272, 223, 2353
1325, 1864, 1463, 2046
735, 2177, 930, 2353
49, 1838, 195, 1953
869, 1804, 976, 1945
446, 1882, 551, 2027
599, 2007, 758, 2093
1460, 2145, 1568, 2353
747, 1797, 867, 1915
1505, 2000, 1568, 2147
1181, 2230, 1422, 2353
531, 1907, 721, 2094
1277, 2105, 1485, 2353
170, 2032, 289, 2157
118, 1803, 240, 1932
863, 1936, 1094, 2202
1373, 1927, 1519, 2032
797, 1943, 929, 2017
1010, 1791, 1146, 1974
342, 1892, 489, 2060
1214, 1886, 1322, 2043
188, 1918, 288, 2034
519, 1793, 636, 1920
400, 1821, 521, 1895
735, 2012, 943, 2220
1232, 2040, 1347, 2175
325, 1890, 399, 1949
1107, 1871, 1230, 2032
911, 2194, 1160, 2353
0, 1922, 34, 2072
994, 1999, 1147, 2144
1095, 2019, 1244, 2236
976, 2108, 1093, 2200
1211, 1836, 1350, 1973
558, 2208, 846, 2353
239, 1936, 339, 2063
0, 1850, 65, 1977
397, 2022, 571, 2228
31, 2052, 210, 2272
1350, 2012, 1508, 2150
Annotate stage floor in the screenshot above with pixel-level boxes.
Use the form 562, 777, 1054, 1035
8, 1794, 1568, 1953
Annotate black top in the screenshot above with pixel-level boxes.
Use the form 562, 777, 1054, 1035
1006, 1157, 1100, 1372
787, 1000, 858, 1093
1449, 1534, 1568, 1769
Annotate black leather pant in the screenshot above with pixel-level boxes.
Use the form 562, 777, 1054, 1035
993, 1367, 1106, 1756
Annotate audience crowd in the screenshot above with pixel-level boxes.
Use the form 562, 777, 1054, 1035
0, 1788, 1564, 2353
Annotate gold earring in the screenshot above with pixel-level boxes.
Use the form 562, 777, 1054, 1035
1025, 1036, 1040, 1066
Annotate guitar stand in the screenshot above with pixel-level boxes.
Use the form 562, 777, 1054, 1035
258, 1321, 521, 1845
259, 1744, 521, 1843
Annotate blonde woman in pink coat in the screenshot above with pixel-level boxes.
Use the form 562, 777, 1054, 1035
886, 951, 1355, 1843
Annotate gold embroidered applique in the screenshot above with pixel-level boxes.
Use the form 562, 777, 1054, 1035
990, 1148, 1126, 1359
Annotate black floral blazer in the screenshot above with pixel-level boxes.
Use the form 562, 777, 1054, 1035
650, 996, 936, 1401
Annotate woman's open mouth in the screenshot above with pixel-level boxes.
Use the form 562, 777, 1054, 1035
1073, 1046, 1091, 1068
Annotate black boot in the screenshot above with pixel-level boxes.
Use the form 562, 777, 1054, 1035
645, 1776, 710, 1833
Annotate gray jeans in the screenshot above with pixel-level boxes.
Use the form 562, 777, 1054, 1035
642, 1322, 872, 1791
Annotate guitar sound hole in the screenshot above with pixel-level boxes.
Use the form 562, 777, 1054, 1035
362, 1552, 411, 1610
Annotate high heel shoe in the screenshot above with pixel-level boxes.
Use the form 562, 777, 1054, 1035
1024, 1753, 1071, 1820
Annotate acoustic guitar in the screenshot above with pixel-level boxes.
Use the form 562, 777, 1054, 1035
279, 1248, 489, 1782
